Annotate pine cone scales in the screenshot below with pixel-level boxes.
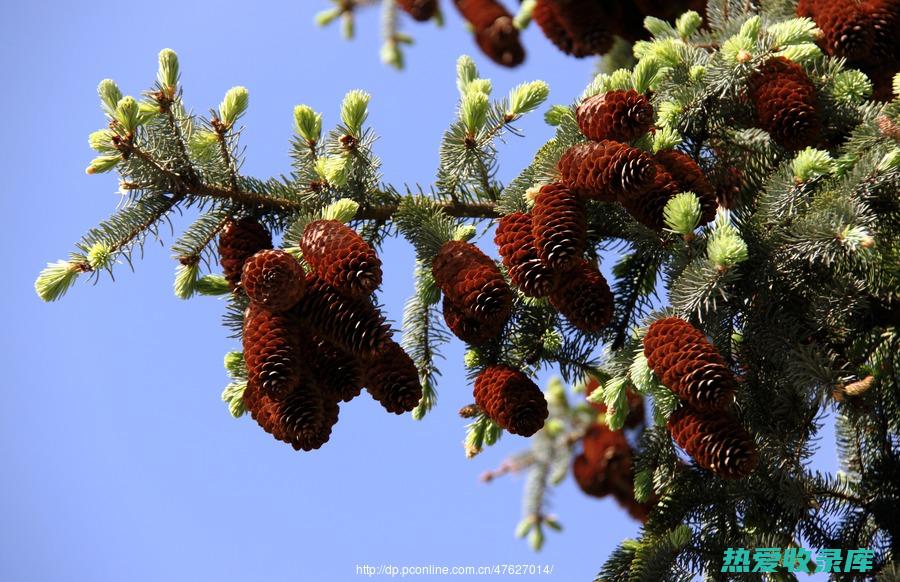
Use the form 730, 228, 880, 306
532, 0, 616, 57
644, 317, 737, 410
453, 0, 525, 67
495, 212, 559, 297
473, 365, 549, 437
219, 217, 272, 290
654, 150, 717, 224
532, 0, 578, 56
576, 90, 655, 143
244, 380, 339, 451
432, 241, 512, 324
311, 337, 364, 403
365, 341, 424, 414
242, 305, 306, 400
619, 168, 679, 230
442, 296, 506, 345
549, 259, 614, 333
300, 220, 383, 299
574, 425, 633, 497
558, 141, 657, 201
748, 57, 821, 151
241, 250, 306, 312
396, 0, 438, 21
668, 406, 758, 478
292, 274, 392, 359
531, 183, 587, 271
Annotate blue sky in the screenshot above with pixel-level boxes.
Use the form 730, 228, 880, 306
2, 2, 837, 580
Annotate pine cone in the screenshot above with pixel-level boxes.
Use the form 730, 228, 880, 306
712, 167, 743, 210
241, 250, 306, 312
442, 296, 506, 345
396, 0, 438, 21
219, 217, 272, 291
531, 183, 587, 271
495, 211, 559, 297
532, 0, 616, 57
643, 317, 737, 410
310, 337, 364, 403
473, 365, 549, 436
453, 0, 525, 67
292, 274, 392, 359
432, 241, 513, 324
558, 141, 658, 200
242, 304, 306, 400
573, 424, 634, 498
748, 57, 821, 151
549, 259, 614, 333
365, 341, 424, 414
244, 379, 339, 452
576, 90, 655, 143
668, 406, 758, 479
618, 164, 679, 230
654, 150, 717, 225
300, 219, 383, 299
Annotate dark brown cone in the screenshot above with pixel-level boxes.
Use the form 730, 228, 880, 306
653, 150, 718, 225
292, 274, 392, 360
365, 341, 424, 414
241, 249, 306, 312
558, 141, 658, 201
748, 57, 821, 151
219, 217, 272, 291
473, 365, 549, 436
668, 406, 758, 479
643, 317, 737, 410
576, 90, 655, 143
432, 241, 513, 324
531, 183, 588, 271
584, 377, 645, 429
495, 212, 559, 297
712, 167, 743, 210
532, 0, 617, 57
573, 425, 632, 497
549, 259, 614, 333
532, 0, 579, 56
442, 296, 505, 345
242, 304, 305, 401
310, 337, 364, 403
243, 378, 339, 452
453, 0, 525, 67
618, 164, 679, 230
300, 219, 383, 298
396, 0, 438, 21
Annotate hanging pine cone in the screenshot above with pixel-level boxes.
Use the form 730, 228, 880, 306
558, 141, 658, 201
219, 217, 272, 291
748, 57, 821, 151
643, 317, 738, 410
654, 150, 718, 224
241, 249, 306, 312
310, 337, 364, 403
442, 296, 506, 345
712, 167, 743, 210
292, 274, 393, 359
473, 365, 549, 436
432, 240, 513, 324
365, 341, 424, 414
617, 163, 679, 230
396, 0, 438, 21
668, 406, 758, 478
242, 304, 306, 401
549, 259, 614, 333
576, 90, 655, 143
243, 379, 339, 452
531, 182, 588, 271
300, 219, 383, 299
532, 0, 617, 57
532, 0, 579, 56
573, 425, 633, 497
452, 0, 525, 67
495, 211, 559, 297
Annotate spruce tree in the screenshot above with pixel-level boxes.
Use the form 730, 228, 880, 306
36, 1, 900, 578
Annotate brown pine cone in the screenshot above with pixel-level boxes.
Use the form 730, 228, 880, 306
573, 424, 633, 497
396, 0, 438, 21
219, 217, 272, 291
242, 304, 306, 400
558, 141, 658, 201
365, 341, 424, 414
643, 317, 737, 410
310, 337, 364, 403
653, 150, 717, 225
432, 241, 513, 325
473, 365, 549, 436
243, 379, 339, 452
495, 211, 559, 297
668, 406, 758, 479
748, 57, 821, 151
618, 163, 680, 230
531, 183, 587, 271
576, 90, 655, 143
711, 166, 743, 210
300, 220, 383, 299
453, 0, 525, 67
532, 0, 579, 56
241, 250, 306, 312
549, 259, 614, 333
292, 274, 392, 359
532, 0, 617, 57
442, 296, 506, 345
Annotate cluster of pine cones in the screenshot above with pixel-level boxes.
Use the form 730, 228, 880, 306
573, 379, 655, 521
219, 217, 423, 451
748, 57, 822, 152
644, 317, 757, 479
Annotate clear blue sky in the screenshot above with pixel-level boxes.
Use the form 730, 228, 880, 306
2, 2, 837, 580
